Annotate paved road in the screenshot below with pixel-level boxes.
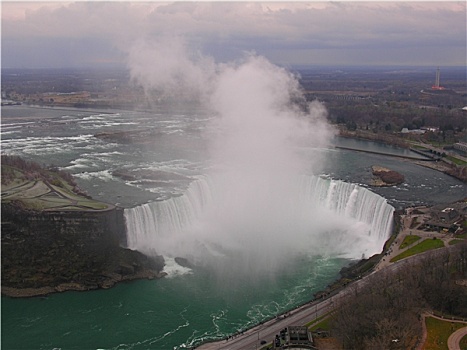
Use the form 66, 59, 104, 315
447, 326, 467, 350
195, 209, 463, 350
417, 313, 467, 350
196, 295, 336, 350
196, 261, 407, 350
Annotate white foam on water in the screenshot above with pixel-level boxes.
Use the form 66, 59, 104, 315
124, 175, 394, 278
1, 121, 36, 127
0, 130, 20, 136
162, 257, 193, 278
74, 169, 114, 182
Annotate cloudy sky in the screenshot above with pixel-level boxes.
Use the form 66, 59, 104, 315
2, 1, 466, 69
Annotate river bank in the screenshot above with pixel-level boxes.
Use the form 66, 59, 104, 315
1, 202, 167, 298
2, 104, 466, 350
1, 156, 166, 298
195, 200, 467, 349
338, 129, 467, 183
1, 269, 165, 298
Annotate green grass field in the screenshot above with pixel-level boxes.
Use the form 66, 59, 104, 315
2, 166, 111, 212
391, 238, 445, 262
309, 316, 332, 331
399, 235, 421, 249
423, 317, 466, 350
446, 155, 467, 166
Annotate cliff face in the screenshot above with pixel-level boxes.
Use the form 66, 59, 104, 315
1, 205, 165, 297
1, 155, 165, 297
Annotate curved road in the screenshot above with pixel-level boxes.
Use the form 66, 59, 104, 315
196, 295, 336, 350
196, 259, 407, 350
196, 208, 465, 349
447, 326, 467, 350
196, 252, 467, 350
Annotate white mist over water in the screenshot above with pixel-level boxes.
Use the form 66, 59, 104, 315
125, 38, 393, 278
125, 176, 394, 278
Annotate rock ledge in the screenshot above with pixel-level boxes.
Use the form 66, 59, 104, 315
370, 165, 405, 187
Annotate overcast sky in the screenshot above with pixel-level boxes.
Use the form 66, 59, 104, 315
2, 1, 466, 69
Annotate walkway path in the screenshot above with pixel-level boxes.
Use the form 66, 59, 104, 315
196, 296, 337, 350
197, 207, 464, 350
417, 313, 467, 350
374, 207, 455, 272
2, 178, 113, 212
448, 326, 467, 350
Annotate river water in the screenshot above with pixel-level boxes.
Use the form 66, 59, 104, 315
1, 105, 464, 349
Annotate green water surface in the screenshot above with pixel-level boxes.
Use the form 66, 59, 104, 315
2, 255, 345, 349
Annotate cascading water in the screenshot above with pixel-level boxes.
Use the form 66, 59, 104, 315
124, 176, 214, 255
300, 176, 394, 241
124, 175, 394, 274
125, 44, 394, 280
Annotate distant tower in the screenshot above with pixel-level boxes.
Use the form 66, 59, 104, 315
432, 67, 445, 90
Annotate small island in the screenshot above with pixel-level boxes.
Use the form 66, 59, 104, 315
370, 165, 405, 187
1, 155, 166, 298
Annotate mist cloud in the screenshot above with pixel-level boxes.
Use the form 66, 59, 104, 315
128, 37, 216, 102
127, 38, 337, 279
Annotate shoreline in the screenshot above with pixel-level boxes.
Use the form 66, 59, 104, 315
195, 203, 466, 349
334, 145, 430, 161
338, 131, 466, 183
1, 269, 167, 299
1, 156, 166, 299
4, 104, 465, 183
2, 107, 463, 299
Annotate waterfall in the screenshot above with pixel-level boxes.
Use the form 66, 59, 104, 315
124, 176, 213, 250
300, 176, 394, 241
124, 175, 394, 263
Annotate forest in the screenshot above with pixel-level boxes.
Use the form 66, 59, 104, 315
331, 242, 467, 349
